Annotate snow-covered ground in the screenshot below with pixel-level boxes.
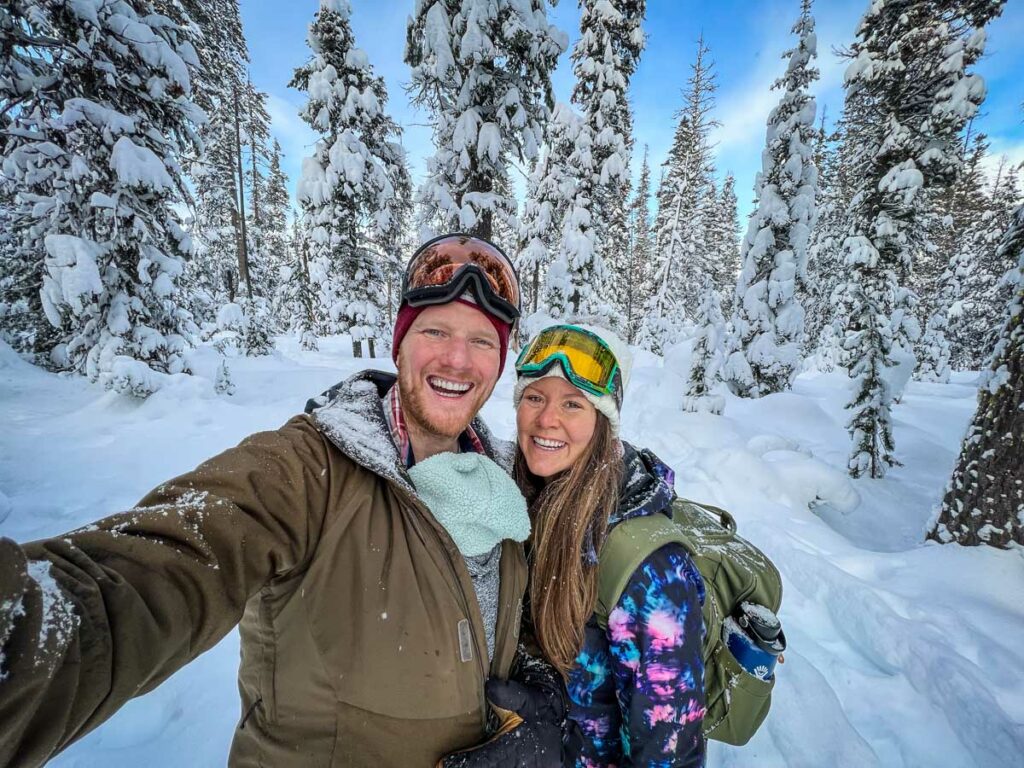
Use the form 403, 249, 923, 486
2, 336, 1022, 767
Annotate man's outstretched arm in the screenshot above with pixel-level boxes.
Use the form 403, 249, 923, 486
0, 415, 333, 767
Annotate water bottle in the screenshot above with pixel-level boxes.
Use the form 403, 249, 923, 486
723, 602, 786, 681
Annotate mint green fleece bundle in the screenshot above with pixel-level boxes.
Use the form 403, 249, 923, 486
408, 452, 531, 557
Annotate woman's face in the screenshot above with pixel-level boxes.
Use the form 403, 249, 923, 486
516, 376, 598, 478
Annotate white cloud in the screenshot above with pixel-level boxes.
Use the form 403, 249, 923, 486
980, 137, 1024, 183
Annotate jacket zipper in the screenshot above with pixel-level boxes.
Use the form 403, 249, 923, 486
397, 483, 490, 726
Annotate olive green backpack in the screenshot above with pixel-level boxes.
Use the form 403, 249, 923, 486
594, 498, 783, 746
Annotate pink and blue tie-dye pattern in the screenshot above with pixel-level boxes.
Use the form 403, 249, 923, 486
567, 544, 706, 767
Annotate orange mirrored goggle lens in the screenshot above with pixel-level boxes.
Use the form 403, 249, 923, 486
405, 236, 520, 308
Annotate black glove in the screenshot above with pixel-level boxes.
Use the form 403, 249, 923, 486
438, 663, 577, 768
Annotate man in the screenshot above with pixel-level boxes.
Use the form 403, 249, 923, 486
0, 235, 564, 767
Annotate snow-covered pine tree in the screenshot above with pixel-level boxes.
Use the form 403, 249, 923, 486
236, 295, 275, 356
546, 114, 620, 326
262, 138, 291, 326
2, 0, 204, 395
539, 106, 590, 322
638, 36, 720, 353
517, 103, 577, 318
292, 0, 406, 358
839, 0, 1004, 478
927, 198, 1023, 547
0, 2, 64, 360
711, 172, 741, 305
683, 275, 726, 414
0, 186, 45, 356
375, 145, 414, 339
724, 0, 818, 399
804, 113, 856, 368
275, 213, 321, 351
916, 131, 985, 374
916, 259, 959, 383
619, 145, 654, 343
215, 357, 236, 395
243, 76, 274, 293
176, 0, 254, 326
950, 156, 1022, 368
558, 0, 646, 327
405, 0, 566, 240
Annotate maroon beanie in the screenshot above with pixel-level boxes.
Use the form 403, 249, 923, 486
392, 299, 512, 375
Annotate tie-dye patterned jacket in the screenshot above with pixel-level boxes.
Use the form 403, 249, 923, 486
567, 443, 706, 768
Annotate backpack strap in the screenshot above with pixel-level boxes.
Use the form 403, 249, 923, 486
594, 512, 694, 630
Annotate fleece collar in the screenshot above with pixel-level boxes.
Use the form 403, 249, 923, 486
408, 452, 530, 557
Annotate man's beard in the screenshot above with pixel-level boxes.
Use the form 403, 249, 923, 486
397, 366, 488, 441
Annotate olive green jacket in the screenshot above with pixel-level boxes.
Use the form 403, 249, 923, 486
0, 371, 527, 767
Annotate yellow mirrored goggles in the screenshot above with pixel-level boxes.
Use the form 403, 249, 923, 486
515, 325, 621, 402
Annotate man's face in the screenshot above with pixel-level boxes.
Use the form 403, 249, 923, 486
397, 302, 503, 440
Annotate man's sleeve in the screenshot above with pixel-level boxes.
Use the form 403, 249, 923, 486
607, 544, 707, 768
0, 414, 334, 767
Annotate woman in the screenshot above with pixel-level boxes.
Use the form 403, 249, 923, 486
513, 323, 707, 768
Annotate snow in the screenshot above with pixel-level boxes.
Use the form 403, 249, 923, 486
42, 235, 105, 318
1, 336, 1023, 767
109, 137, 174, 192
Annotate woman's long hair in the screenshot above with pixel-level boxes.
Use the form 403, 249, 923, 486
514, 413, 622, 676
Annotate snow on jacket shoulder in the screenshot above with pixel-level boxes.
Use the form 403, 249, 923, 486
0, 370, 527, 768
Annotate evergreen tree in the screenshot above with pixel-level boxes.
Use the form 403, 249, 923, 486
950, 157, 1022, 368
275, 214, 321, 351
917, 260, 959, 383
0, 3, 62, 360
2, 0, 204, 395
927, 199, 1024, 547
724, 0, 818, 399
292, 0, 407, 358
804, 115, 855, 367
918, 130, 984, 368
619, 145, 654, 343
839, 0, 1004, 478
189, 120, 244, 322
517, 104, 577, 319
375, 144, 414, 341
711, 173, 741, 302
262, 138, 292, 325
181, 0, 254, 311
215, 358, 236, 395
405, 0, 566, 240
555, 0, 646, 327
243, 77, 274, 294
544, 104, 620, 327
682, 275, 726, 414
638, 36, 719, 352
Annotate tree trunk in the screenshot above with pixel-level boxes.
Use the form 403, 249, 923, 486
352, 339, 362, 358
248, 79, 261, 255
532, 264, 539, 315
927, 271, 1023, 547
233, 85, 252, 300
368, 338, 376, 358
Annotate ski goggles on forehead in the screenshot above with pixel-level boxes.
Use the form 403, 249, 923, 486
401, 234, 521, 324
515, 325, 622, 405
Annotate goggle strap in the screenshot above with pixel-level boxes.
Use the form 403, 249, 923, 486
403, 266, 517, 324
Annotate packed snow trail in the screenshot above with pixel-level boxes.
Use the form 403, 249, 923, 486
1, 336, 1022, 767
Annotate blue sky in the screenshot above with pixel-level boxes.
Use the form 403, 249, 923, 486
239, 0, 1024, 224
